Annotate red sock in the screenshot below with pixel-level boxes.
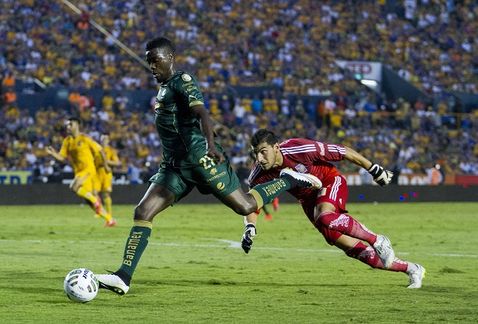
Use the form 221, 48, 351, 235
346, 242, 408, 272
317, 212, 377, 245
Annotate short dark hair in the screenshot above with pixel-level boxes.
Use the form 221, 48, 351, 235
251, 129, 280, 147
146, 37, 175, 54
68, 116, 81, 126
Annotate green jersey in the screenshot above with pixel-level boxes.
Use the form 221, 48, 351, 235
153, 71, 206, 164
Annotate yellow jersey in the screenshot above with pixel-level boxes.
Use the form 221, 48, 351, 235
59, 134, 102, 174
98, 145, 120, 175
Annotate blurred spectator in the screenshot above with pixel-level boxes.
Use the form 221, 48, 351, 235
127, 161, 143, 184
426, 164, 444, 185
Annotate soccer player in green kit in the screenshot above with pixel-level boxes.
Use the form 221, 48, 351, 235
96, 37, 322, 295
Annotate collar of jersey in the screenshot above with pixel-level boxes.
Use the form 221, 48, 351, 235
161, 71, 182, 85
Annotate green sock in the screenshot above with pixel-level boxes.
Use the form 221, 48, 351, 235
249, 178, 291, 209
117, 220, 152, 283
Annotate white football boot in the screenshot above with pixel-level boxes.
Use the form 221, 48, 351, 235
96, 273, 129, 295
279, 168, 322, 189
407, 264, 426, 289
373, 235, 395, 268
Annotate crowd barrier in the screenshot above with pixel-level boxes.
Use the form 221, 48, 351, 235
0, 184, 476, 205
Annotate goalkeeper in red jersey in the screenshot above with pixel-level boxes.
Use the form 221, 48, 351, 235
241, 129, 425, 289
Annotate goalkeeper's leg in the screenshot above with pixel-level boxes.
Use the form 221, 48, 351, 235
342, 235, 425, 288
317, 229, 424, 287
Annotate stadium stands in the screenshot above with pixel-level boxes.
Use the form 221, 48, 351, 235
0, 0, 477, 182
1, 0, 476, 93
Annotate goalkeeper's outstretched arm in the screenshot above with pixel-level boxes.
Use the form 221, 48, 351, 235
343, 146, 372, 170
343, 146, 393, 186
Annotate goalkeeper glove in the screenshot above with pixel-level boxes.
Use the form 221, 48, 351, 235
241, 223, 257, 254
368, 163, 393, 186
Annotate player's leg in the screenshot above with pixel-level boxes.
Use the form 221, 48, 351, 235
97, 183, 175, 295
193, 145, 321, 215
334, 235, 406, 272
93, 170, 115, 225
313, 175, 395, 267
272, 197, 280, 211
192, 151, 259, 215
243, 168, 321, 212
97, 166, 189, 295
100, 170, 116, 226
340, 235, 425, 288
313, 216, 394, 270
310, 209, 425, 287
73, 171, 111, 223
100, 191, 116, 226
214, 165, 320, 215
262, 204, 273, 221
101, 191, 112, 216
71, 172, 95, 204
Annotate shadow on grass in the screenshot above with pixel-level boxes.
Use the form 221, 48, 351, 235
133, 278, 359, 288
1, 286, 61, 294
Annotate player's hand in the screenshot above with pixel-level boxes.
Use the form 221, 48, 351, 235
46, 146, 56, 155
207, 146, 225, 164
368, 163, 393, 186
241, 223, 257, 254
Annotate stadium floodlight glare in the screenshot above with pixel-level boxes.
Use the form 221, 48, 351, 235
360, 79, 378, 87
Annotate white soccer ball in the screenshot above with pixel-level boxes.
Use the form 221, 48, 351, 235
64, 268, 99, 303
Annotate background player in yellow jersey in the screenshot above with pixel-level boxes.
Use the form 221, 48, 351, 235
46, 117, 117, 227
96, 133, 121, 221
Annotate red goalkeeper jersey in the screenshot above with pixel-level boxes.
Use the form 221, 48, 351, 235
248, 138, 346, 202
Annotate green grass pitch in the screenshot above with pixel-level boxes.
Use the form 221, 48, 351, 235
1, 202, 477, 323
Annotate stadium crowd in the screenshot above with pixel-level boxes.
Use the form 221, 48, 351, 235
1, 88, 477, 183
1, 0, 477, 183
1, 0, 476, 94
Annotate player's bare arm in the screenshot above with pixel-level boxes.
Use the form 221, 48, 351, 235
46, 146, 65, 163
98, 149, 112, 173
343, 146, 372, 169
191, 104, 224, 164
107, 157, 122, 168
344, 145, 393, 186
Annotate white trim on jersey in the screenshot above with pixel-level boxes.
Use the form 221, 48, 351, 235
326, 144, 346, 155
247, 163, 262, 184
317, 142, 325, 155
281, 144, 317, 155
330, 176, 342, 201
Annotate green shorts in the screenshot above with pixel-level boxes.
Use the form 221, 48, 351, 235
149, 144, 241, 202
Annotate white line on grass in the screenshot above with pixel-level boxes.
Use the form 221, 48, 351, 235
1, 238, 477, 258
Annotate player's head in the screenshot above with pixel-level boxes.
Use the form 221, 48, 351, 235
145, 37, 175, 84
66, 117, 81, 135
100, 133, 110, 145
251, 129, 282, 170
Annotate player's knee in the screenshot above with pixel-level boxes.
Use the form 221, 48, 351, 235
314, 211, 336, 228
133, 204, 152, 221
318, 225, 341, 246
233, 205, 255, 216
230, 201, 256, 216
313, 212, 341, 245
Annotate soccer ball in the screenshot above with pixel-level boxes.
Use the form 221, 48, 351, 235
63, 268, 99, 303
